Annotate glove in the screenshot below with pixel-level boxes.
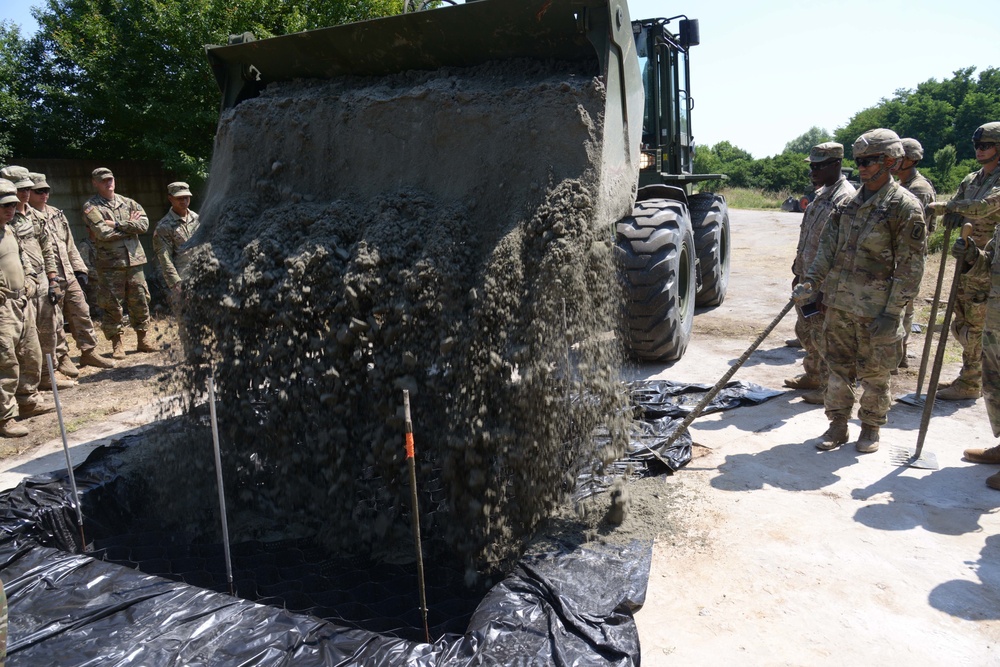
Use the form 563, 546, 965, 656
48, 281, 63, 305
75, 271, 89, 289
869, 311, 903, 343
791, 279, 816, 305
942, 211, 963, 230
951, 236, 978, 265
24, 279, 37, 299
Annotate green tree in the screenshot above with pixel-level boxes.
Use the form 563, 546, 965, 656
0, 21, 29, 163
931, 144, 957, 192
782, 127, 831, 155
13, 0, 403, 180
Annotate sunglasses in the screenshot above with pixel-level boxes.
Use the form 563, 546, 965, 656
33, 189, 50, 195
1, 202, 16, 209
855, 156, 882, 167
974, 142, 996, 152
809, 161, 837, 171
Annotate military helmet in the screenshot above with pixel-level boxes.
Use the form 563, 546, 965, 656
852, 128, 904, 159
972, 122, 1000, 144
900, 138, 923, 161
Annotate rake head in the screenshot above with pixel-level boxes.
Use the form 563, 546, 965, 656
890, 445, 939, 470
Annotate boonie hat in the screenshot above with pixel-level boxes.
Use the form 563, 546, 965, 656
29, 172, 50, 190
805, 142, 844, 163
900, 138, 923, 161
0, 179, 18, 205
0, 166, 33, 189
92, 167, 114, 181
167, 181, 192, 197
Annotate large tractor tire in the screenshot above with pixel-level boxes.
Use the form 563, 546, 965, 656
689, 192, 731, 307
615, 198, 696, 362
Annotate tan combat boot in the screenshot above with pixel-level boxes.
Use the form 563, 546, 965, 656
135, 331, 157, 353
0, 418, 28, 438
111, 335, 126, 360
936, 380, 982, 401
963, 443, 1000, 464
80, 348, 115, 369
855, 424, 880, 453
17, 400, 54, 418
801, 389, 825, 405
987, 470, 1000, 491
57, 354, 80, 378
39, 375, 76, 391
816, 416, 849, 450
784, 374, 823, 390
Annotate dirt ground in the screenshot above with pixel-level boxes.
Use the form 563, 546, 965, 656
1, 208, 998, 665
0, 315, 183, 462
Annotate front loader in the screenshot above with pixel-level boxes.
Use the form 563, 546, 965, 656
205, 0, 729, 363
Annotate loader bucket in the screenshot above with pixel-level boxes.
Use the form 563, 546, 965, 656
205, 0, 642, 225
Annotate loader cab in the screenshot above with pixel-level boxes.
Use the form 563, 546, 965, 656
634, 17, 706, 192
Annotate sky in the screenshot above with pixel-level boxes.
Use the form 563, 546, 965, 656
4, 0, 1000, 158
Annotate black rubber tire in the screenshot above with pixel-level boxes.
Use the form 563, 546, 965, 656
615, 199, 696, 362
689, 192, 731, 307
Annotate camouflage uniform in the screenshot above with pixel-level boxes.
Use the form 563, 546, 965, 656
10, 205, 57, 404
965, 223, 1000, 434
40, 203, 101, 355
943, 166, 1000, 392
83, 192, 151, 338
898, 167, 936, 364
153, 207, 200, 289
793, 174, 856, 386
0, 217, 41, 420
805, 179, 926, 426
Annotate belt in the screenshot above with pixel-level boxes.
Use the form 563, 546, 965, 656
0, 288, 25, 299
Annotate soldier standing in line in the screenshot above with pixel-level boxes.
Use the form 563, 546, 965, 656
27, 173, 115, 372
793, 129, 926, 453
0, 167, 72, 404
83, 167, 156, 359
894, 137, 937, 369
927, 123, 1000, 401
946, 138, 1000, 490
153, 181, 200, 299
0, 179, 44, 437
785, 142, 856, 405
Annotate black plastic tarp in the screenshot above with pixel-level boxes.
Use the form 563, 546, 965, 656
0, 446, 650, 665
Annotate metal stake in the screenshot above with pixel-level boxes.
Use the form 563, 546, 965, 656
403, 390, 430, 643
45, 353, 86, 552
208, 374, 235, 595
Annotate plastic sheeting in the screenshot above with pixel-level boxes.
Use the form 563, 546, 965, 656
0, 444, 650, 665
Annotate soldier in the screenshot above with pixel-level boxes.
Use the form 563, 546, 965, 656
0, 166, 72, 401
927, 122, 1000, 401
946, 159, 1000, 489
27, 173, 114, 372
793, 129, 926, 453
83, 167, 156, 359
153, 181, 200, 298
0, 179, 44, 437
786, 142, 856, 405
894, 138, 937, 369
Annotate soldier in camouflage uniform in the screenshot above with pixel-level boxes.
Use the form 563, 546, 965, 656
894, 138, 937, 369
945, 122, 1000, 490
28, 173, 115, 373
786, 142, 856, 405
1, 166, 71, 406
0, 179, 42, 437
793, 129, 926, 453
153, 181, 200, 296
83, 167, 156, 359
927, 123, 1000, 401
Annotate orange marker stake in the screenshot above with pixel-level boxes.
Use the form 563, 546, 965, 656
403, 390, 430, 643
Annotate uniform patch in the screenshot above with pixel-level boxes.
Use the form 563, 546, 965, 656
911, 223, 925, 241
